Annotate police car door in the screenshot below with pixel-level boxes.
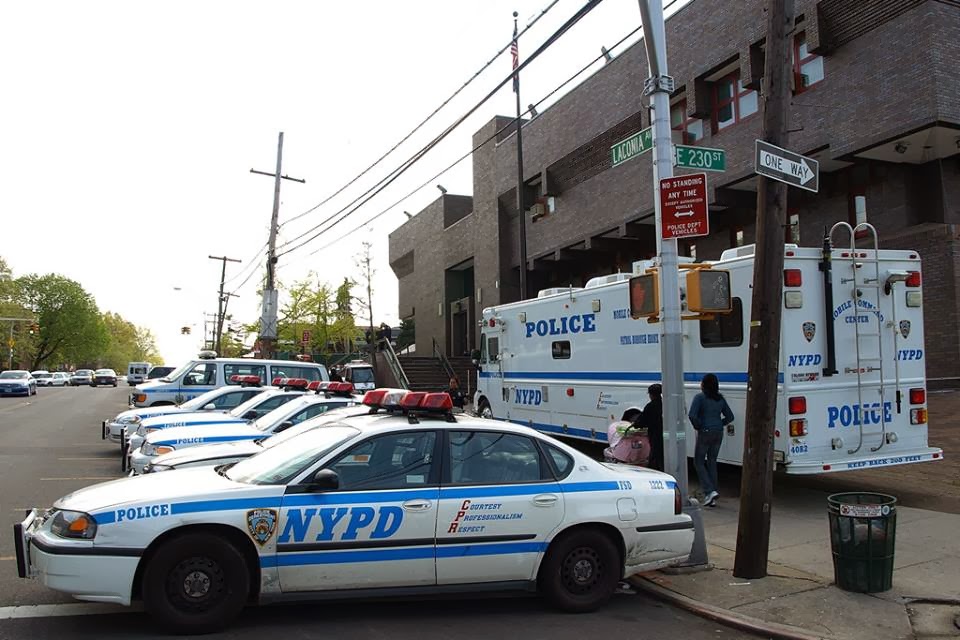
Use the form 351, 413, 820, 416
276, 429, 441, 592
436, 429, 565, 585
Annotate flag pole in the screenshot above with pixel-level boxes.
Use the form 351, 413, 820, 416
513, 10, 528, 300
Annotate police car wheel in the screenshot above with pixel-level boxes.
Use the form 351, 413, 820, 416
477, 399, 492, 419
142, 533, 249, 634
538, 529, 620, 613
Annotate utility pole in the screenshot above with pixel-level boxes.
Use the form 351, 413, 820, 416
734, 0, 794, 579
511, 11, 529, 300
203, 312, 219, 351
637, 0, 707, 566
251, 132, 305, 360
208, 255, 241, 355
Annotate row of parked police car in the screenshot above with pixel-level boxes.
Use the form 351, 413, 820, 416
13, 354, 693, 634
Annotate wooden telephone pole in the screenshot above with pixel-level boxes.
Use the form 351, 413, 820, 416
734, 0, 794, 579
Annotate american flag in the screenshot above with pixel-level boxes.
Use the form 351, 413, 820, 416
511, 21, 519, 93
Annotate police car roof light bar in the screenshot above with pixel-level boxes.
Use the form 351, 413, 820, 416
329, 381, 354, 395
362, 389, 388, 405
399, 392, 428, 409
306, 381, 322, 391
421, 393, 454, 411
272, 377, 284, 386
280, 378, 310, 389
234, 375, 262, 387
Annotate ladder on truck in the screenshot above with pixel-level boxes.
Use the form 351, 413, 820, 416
830, 222, 888, 454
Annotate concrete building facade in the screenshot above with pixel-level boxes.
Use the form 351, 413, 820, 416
389, 0, 960, 381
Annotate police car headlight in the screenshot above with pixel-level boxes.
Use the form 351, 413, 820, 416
141, 443, 155, 456
145, 463, 173, 473
50, 510, 97, 540
119, 415, 141, 424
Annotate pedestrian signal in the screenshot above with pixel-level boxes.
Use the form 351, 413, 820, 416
686, 269, 732, 313
629, 274, 659, 318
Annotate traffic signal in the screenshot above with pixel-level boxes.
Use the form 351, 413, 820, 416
629, 274, 659, 318
686, 269, 732, 313
181, 326, 191, 335
28, 323, 39, 335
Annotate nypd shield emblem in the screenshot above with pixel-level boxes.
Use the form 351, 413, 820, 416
246, 509, 278, 546
802, 321, 816, 342
899, 320, 911, 339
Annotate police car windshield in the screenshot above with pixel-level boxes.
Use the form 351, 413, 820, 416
261, 405, 368, 448
229, 392, 282, 417
0, 371, 28, 379
180, 387, 234, 410
225, 425, 359, 485
252, 398, 312, 431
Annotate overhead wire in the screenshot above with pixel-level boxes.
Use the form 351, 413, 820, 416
278, 0, 562, 230
221, 241, 268, 287
276, 11, 669, 266
277, 0, 606, 259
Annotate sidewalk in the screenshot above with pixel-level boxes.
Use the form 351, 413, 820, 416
631, 484, 960, 639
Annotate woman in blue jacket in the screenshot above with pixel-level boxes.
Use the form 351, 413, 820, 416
689, 373, 734, 507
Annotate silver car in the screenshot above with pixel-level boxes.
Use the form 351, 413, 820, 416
70, 369, 94, 386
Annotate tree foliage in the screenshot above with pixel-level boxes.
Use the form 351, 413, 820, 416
276, 273, 361, 356
100, 312, 161, 372
396, 316, 415, 352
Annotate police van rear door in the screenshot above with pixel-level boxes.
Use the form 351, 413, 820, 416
276, 429, 441, 592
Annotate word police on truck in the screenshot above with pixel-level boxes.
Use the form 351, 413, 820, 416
474, 224, 942, 474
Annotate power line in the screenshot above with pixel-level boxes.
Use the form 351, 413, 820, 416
222, 241, 267, 286
277, 0, 606, 259
278, 0, 563, 231
277, 18, 655, 268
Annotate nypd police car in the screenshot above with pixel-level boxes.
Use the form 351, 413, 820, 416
14, 390, 693, 634
129, 392, 359, 474
102, 378, 268, 443
123, 381, 312, 468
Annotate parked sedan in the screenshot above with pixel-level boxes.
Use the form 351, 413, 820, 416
92, 369, 118, 387
50, 372, 70, 387
31, 371, 53, 386
70, 370, 94, 386
0, 370, 37, 396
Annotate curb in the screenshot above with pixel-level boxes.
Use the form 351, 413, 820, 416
628, 575, 839, 640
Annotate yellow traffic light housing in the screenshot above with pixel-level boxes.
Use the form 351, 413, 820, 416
629, 274, 659, 318
686, 269, 732, 313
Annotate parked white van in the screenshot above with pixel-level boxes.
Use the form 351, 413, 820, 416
129, 353, 329, 407
127, 362, 152, 386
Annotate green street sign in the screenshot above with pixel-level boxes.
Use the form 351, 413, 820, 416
675, 144, 726, 172
611, 127, 653, 167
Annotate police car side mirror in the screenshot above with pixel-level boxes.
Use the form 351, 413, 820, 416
307, 469, 339, 491
243, 410, 258, 420
203, 403, 216, 411
275, 420, 295, 433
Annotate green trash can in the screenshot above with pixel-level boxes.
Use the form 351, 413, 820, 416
827, 492, 897, 593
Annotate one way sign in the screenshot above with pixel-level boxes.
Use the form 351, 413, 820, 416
754, 140, 819, 193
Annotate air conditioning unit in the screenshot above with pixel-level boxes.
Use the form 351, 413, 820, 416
529, 196, 556, 222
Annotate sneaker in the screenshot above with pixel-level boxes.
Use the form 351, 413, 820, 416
705, 491, 719, 506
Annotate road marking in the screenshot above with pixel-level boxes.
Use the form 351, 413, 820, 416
0, 556, 13, 561
40, 477, 114, 481
57, 457, 110, 461
0, 602, 142, 619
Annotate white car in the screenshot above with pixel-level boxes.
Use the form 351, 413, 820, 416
129, 393, 359, 474
50, 372, 70, 387
122, 384, 311, 470
102, 378, 269, 443
31, 371, 53, 386
14, 390, 693, 634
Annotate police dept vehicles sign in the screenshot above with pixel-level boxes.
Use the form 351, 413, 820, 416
14, 396, 694, 634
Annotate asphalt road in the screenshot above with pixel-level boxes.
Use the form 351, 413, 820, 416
0, 387, 742, 639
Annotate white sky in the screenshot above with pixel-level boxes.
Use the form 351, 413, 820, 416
1, 0, 687, 365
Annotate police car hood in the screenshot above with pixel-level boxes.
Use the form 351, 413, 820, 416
54, 467, 247, 514
139, 411, 247, 429
146, 423, 263, 446
134, 380, 167, 393
153, 440, 264, 467
114, 405, 188, 422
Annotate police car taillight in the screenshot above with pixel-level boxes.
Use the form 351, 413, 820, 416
788, 397, 806, 414
909, 388, 925, 404
400, 392, 428, 409
789, 419, 808, 437
906, 271, 921, 287
784, 269, 802, 287
911, 408, 927, 425
422, 392, 453, 411
362, 389, 389, 406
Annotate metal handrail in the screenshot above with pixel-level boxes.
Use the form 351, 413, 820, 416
432, 338, 458, 383
379, 337, 410, 389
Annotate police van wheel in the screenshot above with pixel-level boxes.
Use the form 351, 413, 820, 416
538, 529, 620, 613
477, 399, 493, 419
142, 533, 249, 634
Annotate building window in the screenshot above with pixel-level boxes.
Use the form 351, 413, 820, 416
793, 32, 824, 92
712, 71, 758, 132
670, 99, 704, 145
786, 212, 800, 244
734, 228, 745, 247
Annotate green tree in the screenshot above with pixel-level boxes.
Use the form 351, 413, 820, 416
99, 312, 161, 371
15, 274, 108, 370
396, 316, 415, 353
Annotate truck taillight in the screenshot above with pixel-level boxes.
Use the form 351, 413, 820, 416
906, 271, 921, 287
784, 269, 802, 287
909, 388, 925, 404
911, 408, 927, 425
788, 396, 806, 414
789, 419, 807, 437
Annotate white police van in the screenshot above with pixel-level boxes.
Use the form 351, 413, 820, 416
14, 390, 693, 634
129, 352, 328, 407
127, 362, 152, 386
475, 225, 942, 475
342, 360, 376, 391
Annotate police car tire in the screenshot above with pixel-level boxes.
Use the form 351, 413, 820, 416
538, 529, 620, 613
477, 399, 492, 419
142, 533, 250, 634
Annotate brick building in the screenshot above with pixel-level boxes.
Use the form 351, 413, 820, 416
389, 0, 960, 381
